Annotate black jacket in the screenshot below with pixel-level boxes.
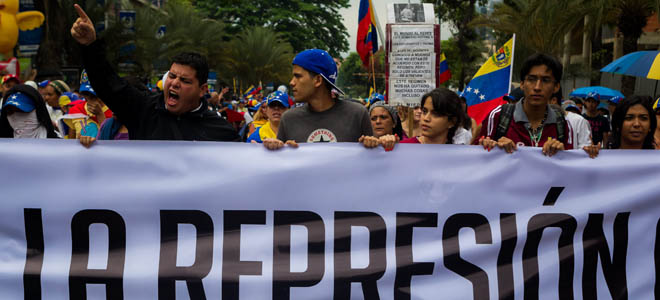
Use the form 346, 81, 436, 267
81, 40, 239, 141
0, 84, 59, 138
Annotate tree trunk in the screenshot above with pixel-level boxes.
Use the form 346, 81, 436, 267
562, 33, 571, 68
35, 0, 65, 73
620, 33, 640, 95
582, 16, 592, 72
590, 27, 603, 86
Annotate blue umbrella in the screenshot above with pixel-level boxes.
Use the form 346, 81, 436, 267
568, 86, 624, 100
600, 51, 660, 79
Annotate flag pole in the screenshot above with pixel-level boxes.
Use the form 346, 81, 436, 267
508, 34, 516, 94
371, 54, 376, 95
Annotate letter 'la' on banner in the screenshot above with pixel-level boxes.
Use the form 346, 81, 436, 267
464, 35, 516, 124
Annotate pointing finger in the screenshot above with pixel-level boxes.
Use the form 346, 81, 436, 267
74, 4, 91, 22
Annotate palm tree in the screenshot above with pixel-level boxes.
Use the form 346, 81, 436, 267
578, 0, 659, 93
221, 26, 294, 87
471, 0, 585, 57
100, 0, 229, 79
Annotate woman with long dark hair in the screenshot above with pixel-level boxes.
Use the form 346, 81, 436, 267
608, 95, 657, 149
400, 88, 471, 144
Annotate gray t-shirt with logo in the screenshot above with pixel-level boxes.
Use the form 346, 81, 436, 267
277, 100, 373, 143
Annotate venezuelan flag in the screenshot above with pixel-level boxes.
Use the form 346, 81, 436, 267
439, 52, 451, 84
357, 0, 378, 67
243, 85, 255, 98
465, 37, 515, 124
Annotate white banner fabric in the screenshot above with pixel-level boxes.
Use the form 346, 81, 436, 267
0, 139, 659, 300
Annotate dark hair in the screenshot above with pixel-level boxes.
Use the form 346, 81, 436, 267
0, 84, 59, 138
520, 53, 563, 83
458, 96, 472, 130
307, 70, 334, 95
171, 52, 209, 86
609, 95, 657, 149
420, 87, 464, 144
551, 87, 563, 105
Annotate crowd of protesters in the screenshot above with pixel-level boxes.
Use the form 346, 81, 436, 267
0, 4, 658, 157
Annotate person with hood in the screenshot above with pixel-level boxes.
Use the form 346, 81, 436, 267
0, 84, 59, 138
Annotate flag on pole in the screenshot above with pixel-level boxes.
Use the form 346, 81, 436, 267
357, 0, 378, 67
439, 52, 451, 84
243, 85, 255, 98
464, 36, 515, 124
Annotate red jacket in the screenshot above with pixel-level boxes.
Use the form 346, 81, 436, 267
473, 102, 574, 149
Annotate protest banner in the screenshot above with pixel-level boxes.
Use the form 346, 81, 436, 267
0, 140, 658, 299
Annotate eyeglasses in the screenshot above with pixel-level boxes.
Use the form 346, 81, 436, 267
524, 75, 555, 85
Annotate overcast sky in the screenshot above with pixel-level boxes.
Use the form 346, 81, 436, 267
339, 0, 453, 58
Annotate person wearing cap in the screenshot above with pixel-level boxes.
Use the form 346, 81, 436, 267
2, 74, 21, 98
475, 53, 573, 156
0, 84, 59, 138
569, 97, 583, 113
237, 99, 248, 113
607, 96, 622, 117
583, 92, 610, 146
67, 83, 113, 139
70, 5, 238, 142
247, 99, 268, 136
246, 91, 290, 143
262, 49, 375, 150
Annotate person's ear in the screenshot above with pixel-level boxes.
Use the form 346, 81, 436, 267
199, 83, 208, 98
448, 117, 457, 129
313, 75, 323, 88
553, 82, 560, 94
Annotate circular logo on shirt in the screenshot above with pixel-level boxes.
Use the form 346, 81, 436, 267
307, 129, 337, 143
516, 142, 525, 148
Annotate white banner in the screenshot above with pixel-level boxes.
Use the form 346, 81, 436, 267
1, 140, 659, 299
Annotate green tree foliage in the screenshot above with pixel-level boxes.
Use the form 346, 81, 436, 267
583, 0, 659, 55
192, 0, 350, 57
440, 38, 485, 90
424, 0, 488, 90
471, 0, 584, 56
100, 0, 229, 78
220, 26, 294, 87
336, 51, 385, 99
36, 0, 116, 72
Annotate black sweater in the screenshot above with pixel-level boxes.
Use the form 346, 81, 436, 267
81, 40, 239, 141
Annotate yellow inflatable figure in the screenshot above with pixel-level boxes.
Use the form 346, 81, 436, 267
0, 0, 45, 57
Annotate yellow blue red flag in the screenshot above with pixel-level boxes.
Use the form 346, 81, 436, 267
439, 52, 451, 84
464, 37, 515, 124
243, 85, 255, 98
357, 0, 378, 67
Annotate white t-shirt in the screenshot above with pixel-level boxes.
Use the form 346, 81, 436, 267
453, 127, 473, 145
566, 112, 592, 148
